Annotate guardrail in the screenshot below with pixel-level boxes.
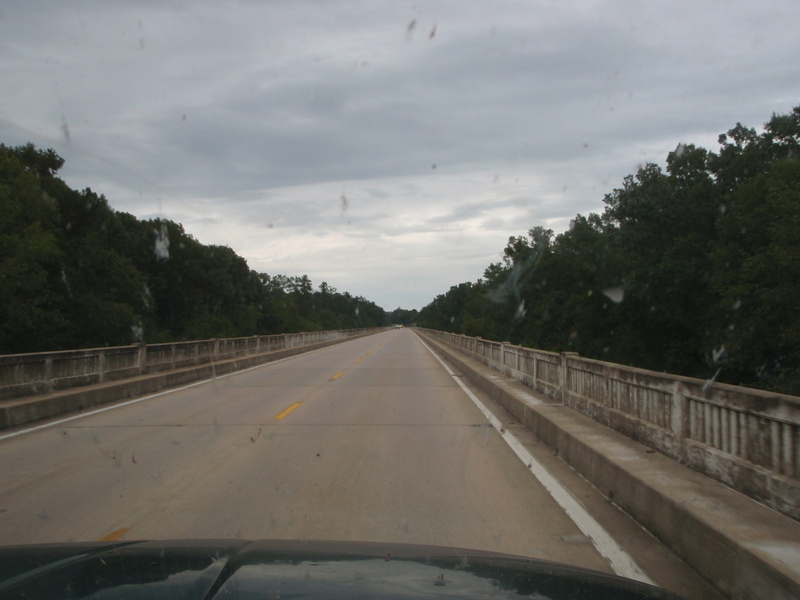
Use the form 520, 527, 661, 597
0, 329, 376, 401
419, 328, 800, 521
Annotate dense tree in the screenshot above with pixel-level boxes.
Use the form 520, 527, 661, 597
389, 308, 418, 326
710, 159, 800, 392
599, 144, 720, 374
419, 105, 800, 394
0, 144, 389, 353
0, 144, 69, 351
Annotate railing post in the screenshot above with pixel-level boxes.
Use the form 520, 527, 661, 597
137, 343, 147, 375
771, 420, 781, 473
45, 357, 54, 392
500, 342, 515, 376
97, 350, 106, 383
671, 380, 687, 439
559, 352, 579, 404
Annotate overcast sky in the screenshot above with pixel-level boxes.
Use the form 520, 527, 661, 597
2, 1, 799, 310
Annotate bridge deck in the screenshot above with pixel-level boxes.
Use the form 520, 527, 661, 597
420, 331, 800, 600
2, 329, 797, 598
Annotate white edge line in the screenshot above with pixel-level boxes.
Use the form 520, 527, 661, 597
414, 332, 655, 585
0, 344, 334, 443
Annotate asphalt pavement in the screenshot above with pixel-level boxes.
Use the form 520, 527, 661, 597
0, 329, 722, 598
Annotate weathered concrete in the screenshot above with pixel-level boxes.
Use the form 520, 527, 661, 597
1, 328, 727, 600
418, 329, 800, 522
0, 330, 381, 431
0, 329, 378, 401
418, 330, 800, 600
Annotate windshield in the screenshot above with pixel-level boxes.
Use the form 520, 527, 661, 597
1, 2, 799, 600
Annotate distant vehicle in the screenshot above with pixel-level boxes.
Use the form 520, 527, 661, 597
394, 324, 403, 328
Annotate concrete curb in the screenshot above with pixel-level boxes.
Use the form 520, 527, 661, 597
0, 331, 378, 432
418, 332, 800, 600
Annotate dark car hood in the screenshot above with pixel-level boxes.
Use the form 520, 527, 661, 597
0, 539, 684, 599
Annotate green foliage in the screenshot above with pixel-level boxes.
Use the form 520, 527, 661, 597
710, 159, 800, 393
0, 145, 69, 351
419, 105, 800, 394
389, 307, 419, 326
0, 143, 388, 353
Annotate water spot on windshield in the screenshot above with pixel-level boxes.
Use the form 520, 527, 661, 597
154, 223, 170, 260
514, 300, 526, 320
703, 368, 721, 391
406, 19, 417, 40
141, 284, 151, 307
60, 116, 71, 142
602, 287, 624, 303
61, 268, 72, 295
712, 346, 726, 364
212, 418, 222, 438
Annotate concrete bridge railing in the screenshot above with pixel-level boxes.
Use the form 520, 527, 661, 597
420, 328, 800, 521
0, 329, 375, 402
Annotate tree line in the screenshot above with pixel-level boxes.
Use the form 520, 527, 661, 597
0, 143, 388, 354
418, 106, 800, 395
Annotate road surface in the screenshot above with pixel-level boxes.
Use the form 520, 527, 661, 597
0, 329, 721, 598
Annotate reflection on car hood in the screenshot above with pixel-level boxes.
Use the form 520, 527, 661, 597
0, 539, 684, 599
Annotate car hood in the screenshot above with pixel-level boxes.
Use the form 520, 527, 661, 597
0, 539, 684, 599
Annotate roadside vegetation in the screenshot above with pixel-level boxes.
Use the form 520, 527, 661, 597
4, 105, 799, 395
418, 106, 800, 395
0, 143, 387, 353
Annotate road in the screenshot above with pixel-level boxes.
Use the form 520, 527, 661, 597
0, 329, 721, 598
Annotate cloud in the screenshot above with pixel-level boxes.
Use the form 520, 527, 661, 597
2, 0, 800, 310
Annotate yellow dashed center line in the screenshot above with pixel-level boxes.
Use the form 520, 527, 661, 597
99, 527, 131, 541
274, 402, 302, 420
330, 338, 388, 381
